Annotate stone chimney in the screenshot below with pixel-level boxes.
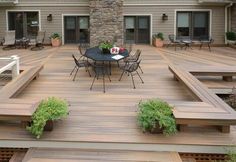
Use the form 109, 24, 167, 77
89, 0, 124, 47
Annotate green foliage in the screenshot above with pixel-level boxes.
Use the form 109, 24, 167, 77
137, 99, 177, 136
226, 32, 236, 41
27, 97, 68, 139
152, 33, 164, 41
50, 33, 61, 39
99, 42, 113, 50
226, 150, 236, 162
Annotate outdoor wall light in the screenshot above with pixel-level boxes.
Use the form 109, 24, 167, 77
47, 14, 53, 21
162, 14, 168, 21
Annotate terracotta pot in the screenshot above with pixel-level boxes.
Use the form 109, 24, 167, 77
44, 120, 53, 131
153, 38, 164, 48
51, 38, 61, 47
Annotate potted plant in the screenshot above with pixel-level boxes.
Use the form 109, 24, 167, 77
27, 97, 69, 139
50, 33, 61, 47
226, 32, 236, 45
99, 41, 113, 54
152, 33, 164, 47
137, 99, 177, 136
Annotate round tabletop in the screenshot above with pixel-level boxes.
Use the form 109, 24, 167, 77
85, 47, 129, 62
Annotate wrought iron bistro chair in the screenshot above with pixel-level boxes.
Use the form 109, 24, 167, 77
70, 54, 91, 81
166, 34, 184, 51
199, 36, 214, 52
2, 31, 16, 50
90, 63, 111, 93
124, 49, 143, 73
30, 31, 46, 51
119, 60, 144, 89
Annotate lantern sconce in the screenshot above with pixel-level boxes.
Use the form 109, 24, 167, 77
47, 14, 53, 21
162, 14, 168, 21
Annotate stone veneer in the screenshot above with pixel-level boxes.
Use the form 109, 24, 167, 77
89, 0, 124, 47
232, 4, 236, 32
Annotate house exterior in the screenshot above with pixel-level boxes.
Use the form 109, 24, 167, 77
0, 0, 234, 46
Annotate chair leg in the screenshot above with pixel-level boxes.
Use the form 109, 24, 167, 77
175, 44, 177, 51
199, 43, 203, 50
103, 73, 105, 93
131, 73, 136, 89
138, 65, 144, 74
117, 61, 120, 68
208, 44, 211, 52
73, 68, 79, 81
70, 66, 76, 76
90, 75, 96, 90
85, 66, 91, 77
136, 71, 144, 83
119, 70, 125, 81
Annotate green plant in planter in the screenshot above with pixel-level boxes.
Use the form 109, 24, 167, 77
27, 97, 69, 139
99, 41, 113, 53
50, 33, 61, 39
226, 150, 236, 162
152, 33, 164, 41
226, 32, 236, 41
137, 99, 177, 136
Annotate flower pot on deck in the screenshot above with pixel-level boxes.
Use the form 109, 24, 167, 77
44, 120, 53, 131
51, 38, 61, 47
153, 38, 164, 48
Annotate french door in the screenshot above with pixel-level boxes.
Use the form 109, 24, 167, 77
176, 11, 210, 40
124, 16, 150, 44
8, 11, 39, 39
64, 16, 89, 44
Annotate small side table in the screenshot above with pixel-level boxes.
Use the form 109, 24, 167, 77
182, 40, 193, 50
16, 38, 30, 49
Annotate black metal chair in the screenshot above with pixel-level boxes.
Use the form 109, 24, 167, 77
90, 63, 111, 93
70, 54, 91, 81
199, 36, 214, 52
124, 49, 143, 73
119, 60, 144, 89
166, 34, 184, 51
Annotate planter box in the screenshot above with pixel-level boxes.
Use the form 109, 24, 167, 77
153, 38, 164, 48
51, 38, 61, 47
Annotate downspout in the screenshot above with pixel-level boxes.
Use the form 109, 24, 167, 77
225, 2, 233, 44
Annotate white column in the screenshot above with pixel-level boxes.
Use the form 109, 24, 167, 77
11, 55, 20, 79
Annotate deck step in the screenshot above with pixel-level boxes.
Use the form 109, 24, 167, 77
22, 148, 182, 162
9, 151, 27, 162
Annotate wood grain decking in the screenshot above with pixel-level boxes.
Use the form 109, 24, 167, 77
0, 46, 236, 152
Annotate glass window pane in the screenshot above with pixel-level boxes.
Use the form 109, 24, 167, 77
138, 17, 148, 29
80, 17, 89, 29
125, 17, 135, 29
66, 17, 76, 30
193, 12, 209, 39
177, 13, 189, 27
194, 13, 206, 28
27, 12, 39, 37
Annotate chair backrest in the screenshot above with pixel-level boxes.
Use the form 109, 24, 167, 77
4, 31, 15, 45
36, 31, 45, 44
168, 34, 175, 43
129, 60, 141, 72
124, 43, 132, 54
72, 54, 80, 67
131, 49, 141, 62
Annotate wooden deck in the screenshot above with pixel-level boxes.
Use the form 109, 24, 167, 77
0, 46, 236, 153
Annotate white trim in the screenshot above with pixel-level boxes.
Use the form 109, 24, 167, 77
61, 14, 89, 45
174, 9, 212, 40
6, 10, 41, 32
123, 14, 153, 45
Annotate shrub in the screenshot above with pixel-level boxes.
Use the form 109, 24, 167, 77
27, 97, 69, 139
226, 32, 236, 41
152, 33, 164, 41
226, 150, 236, 162
137, 99, 177, 136
50, 33, 61, 39
99, 41, 113, 50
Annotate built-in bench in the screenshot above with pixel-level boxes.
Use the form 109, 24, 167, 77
0, 65, 43, 99
187, 65, 236, 82
0, 65, 43, 127
169, 64, 236, 133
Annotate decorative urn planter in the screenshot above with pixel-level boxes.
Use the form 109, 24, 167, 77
51, 38, 61, 47
44, 120, 54, 131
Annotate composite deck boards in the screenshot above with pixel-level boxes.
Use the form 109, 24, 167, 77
0, 46, 236, 148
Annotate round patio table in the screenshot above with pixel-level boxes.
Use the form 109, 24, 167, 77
85, 47, 129, 62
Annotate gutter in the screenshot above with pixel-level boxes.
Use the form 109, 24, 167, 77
225, 1, 233, 44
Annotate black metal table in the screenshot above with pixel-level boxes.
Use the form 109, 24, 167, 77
85, 47, 129, 62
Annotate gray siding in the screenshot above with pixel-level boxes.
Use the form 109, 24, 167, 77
124, 5, 225, 44
232, 4, 236, 32
124, 0, 199, 5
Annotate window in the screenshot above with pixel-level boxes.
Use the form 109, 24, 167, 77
176, 11, 209, 40
8, 11, 39, 39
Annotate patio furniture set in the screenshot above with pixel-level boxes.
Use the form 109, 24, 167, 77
70, 44, 144, 93
0, 31, 45, 51
167, 34, 214, 51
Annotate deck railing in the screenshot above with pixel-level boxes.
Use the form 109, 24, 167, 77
199, 0, 232, 3
0, 55, 19, 79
